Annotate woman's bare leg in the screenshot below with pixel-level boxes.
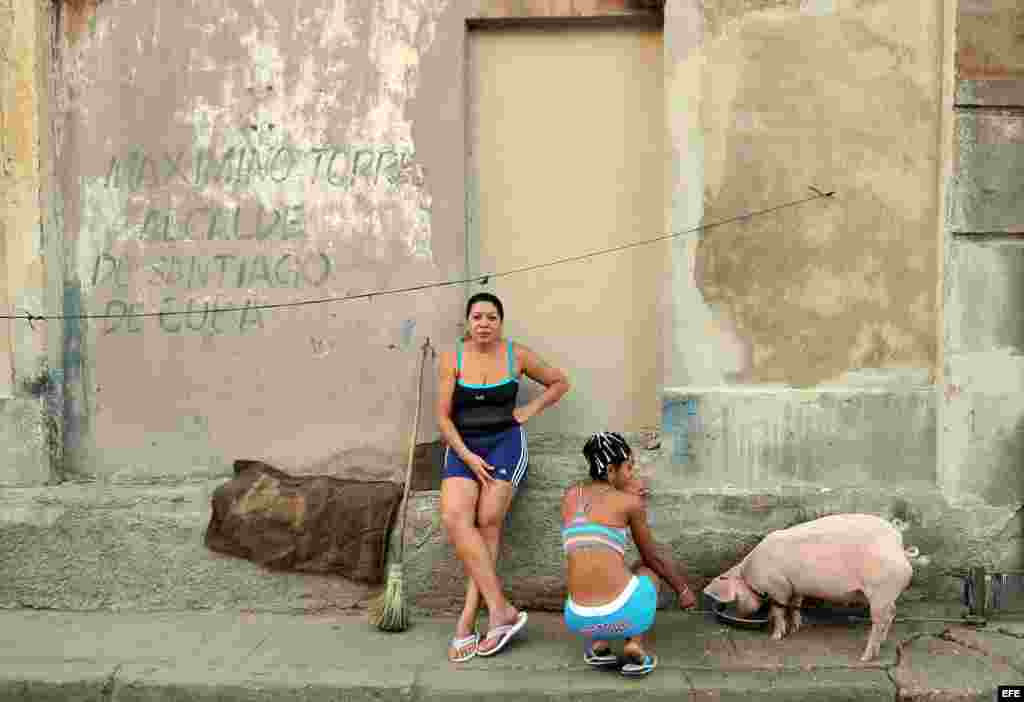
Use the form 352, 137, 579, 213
473, 482, 522, 653
623, 562, 661, 660
441, 477, 519, 640
457, 482, 514, 637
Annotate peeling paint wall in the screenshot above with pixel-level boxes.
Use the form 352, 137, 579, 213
665, 0, 941, 390
0, 0, 57, 485
50, 0, 472, 482
6, 0, 1023, 613
941, 0, 1024, 531
659, 0, 946, 503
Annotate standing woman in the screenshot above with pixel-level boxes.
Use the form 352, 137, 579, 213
438, 292, 570, 661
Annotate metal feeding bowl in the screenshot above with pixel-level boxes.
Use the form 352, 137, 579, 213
706, 595, 870, 629
709, 600, 771, 630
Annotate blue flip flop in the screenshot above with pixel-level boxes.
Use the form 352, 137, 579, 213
621, 654, 658, 677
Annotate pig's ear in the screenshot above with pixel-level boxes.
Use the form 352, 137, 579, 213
702, 575, 738, 604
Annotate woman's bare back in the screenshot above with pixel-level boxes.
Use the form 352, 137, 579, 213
562, 482, 639, 605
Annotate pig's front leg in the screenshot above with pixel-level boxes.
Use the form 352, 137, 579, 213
769, 603, 788, 640
788, 595, 804, 634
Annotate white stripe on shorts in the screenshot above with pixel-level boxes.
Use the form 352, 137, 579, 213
511, 426, 528, 488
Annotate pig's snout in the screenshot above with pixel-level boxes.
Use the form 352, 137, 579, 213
705, 574, 764, 617
703, 575, 732, 603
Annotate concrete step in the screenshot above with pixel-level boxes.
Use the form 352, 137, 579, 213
0, 609, 1019, 701
399, 430, 985, 612
1, 432, 1011, 614
0, 481, 377, 612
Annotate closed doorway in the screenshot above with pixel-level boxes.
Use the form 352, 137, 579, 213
467, 23, 666, 435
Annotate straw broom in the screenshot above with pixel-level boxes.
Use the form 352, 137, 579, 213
369, 337, 432, 632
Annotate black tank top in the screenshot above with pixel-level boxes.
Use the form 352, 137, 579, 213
451, 339, 520, 438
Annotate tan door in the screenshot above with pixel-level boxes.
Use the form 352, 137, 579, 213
468, 25, 666, 435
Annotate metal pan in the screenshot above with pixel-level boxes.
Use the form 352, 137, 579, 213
710, 601, 771, 629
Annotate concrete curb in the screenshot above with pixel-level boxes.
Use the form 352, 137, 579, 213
0, 611, 1017, 702
0, 663, 900, 702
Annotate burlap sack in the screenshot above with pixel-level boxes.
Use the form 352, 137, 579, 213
204, 459, 403, 585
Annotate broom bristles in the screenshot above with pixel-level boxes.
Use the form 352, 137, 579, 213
369, 563, 408, 632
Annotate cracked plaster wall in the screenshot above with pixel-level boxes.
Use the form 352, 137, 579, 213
940, 0, 1024, 548
0, 0, 57, 486
5, 0, 1024, 613
656, 0, 958, 537
664, 0, 941, 390
45, 0, 475, 483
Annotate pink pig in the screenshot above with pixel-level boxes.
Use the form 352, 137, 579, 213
703, 513, 918, 662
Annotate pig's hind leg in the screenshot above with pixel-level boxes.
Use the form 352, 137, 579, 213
861, 561, 911, 662
861, 598, 895, 662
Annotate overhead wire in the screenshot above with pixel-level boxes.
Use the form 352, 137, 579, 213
2, 187, 835, 326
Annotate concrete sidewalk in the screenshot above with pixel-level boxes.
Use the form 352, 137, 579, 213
1, 606, 1022, 701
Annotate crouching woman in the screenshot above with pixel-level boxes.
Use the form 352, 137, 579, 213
561, 432, 697, 677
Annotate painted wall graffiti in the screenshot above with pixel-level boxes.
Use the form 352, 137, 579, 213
93, 252, 332, 291
105, 143, 423, 193
91, 135, 423, 335
134, 204, 307, 243
94, 254, 333, 335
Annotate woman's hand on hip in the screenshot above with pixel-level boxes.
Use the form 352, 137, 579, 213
512, 407, 533, 425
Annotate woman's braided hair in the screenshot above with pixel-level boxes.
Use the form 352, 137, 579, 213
582, 432, 632, 481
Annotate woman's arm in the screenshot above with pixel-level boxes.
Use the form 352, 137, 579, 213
628, 497, 695, 606
436, 349, 495, 485
513, 344, 570, 424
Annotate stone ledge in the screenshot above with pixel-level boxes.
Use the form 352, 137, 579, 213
0, 482, 375, 612
0, 474, 1007, 613
399, 484, 981, 614
661, 389, 936, 486
0, 661, 115, 702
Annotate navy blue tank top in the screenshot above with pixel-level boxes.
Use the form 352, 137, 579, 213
452, 339, 520, 438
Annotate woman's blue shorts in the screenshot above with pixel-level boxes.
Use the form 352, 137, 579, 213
442, 425, 528, 488
564, 575, 657, 640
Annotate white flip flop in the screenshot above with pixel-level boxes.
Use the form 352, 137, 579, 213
476, 611, 528, 657
448, 632, 479, 663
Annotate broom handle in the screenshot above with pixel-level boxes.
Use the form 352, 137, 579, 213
397, 337, 431, 563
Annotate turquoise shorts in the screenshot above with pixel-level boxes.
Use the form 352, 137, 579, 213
563, 575, 657, 640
